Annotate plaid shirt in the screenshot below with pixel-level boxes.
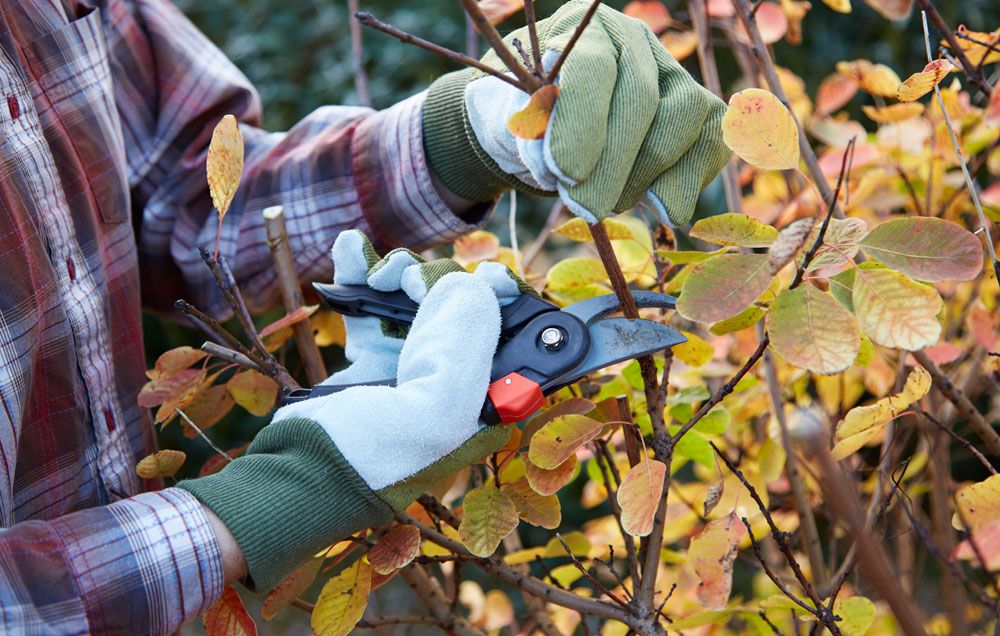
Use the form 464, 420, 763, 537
0, 0, 486, 633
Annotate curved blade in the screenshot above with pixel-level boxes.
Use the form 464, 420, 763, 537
547, 318, 686, 388
563, 291, 677, 325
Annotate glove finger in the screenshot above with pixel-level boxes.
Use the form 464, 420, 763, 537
646, 96, 731, 226
399, 258, 467, 303
556, 17, 660, 218
331, 230, 381, 285
543, 12, 617, 186
613, 31, 714, 212
367, 248, 425, 292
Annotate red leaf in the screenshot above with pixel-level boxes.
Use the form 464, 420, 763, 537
203, 586, 256, 636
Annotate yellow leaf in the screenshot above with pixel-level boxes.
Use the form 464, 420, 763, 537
311, 559, 371, 636
943, 26, 1000, 67
690, 213, 779, 248
367, 524, 421, 575
689, 511, 746, 609
453, 230, 500, 266
528, 414, 605, 469
954, 474, 1000, 533
861, 102, 924, 123
501, 478, 561, 529
508, 85, 559, 140
203, 586, 256, 636
831, 367, 931, 459
852, 268, 942, 351
136, 449, 186, 479
617, 458, 666, 536
206, 114, 244, 218
458, 483, 519, 557
546, 258, 609, 292
554, 218, 635, 242
897, 59, 954, 102
262, 558, 322, 620
835, 596, 877, 636
780, 0, 812, 45
181, 384, 235, 438
673, 330, 714, 367
722, 88, 801, 171
821, 0, 851, 13
226, 370, 278, 417
836, 59, 901, 97
147, 346, 207, 380
311, 311, 346, 347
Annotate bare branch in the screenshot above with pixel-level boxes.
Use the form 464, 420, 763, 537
546, 0, 602, 83
914, 0, 994, 97
347, 0, 370, 106
459, 0, 541, 92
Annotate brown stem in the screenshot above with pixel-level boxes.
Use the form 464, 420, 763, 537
912, 349, 1000, 456
927, 429, 969, 635
813, 447, 927, 635
175, 298, 255, 358
354, 12, 527, 91
920, 409, 997, 475
731, 0, 845, 220
546, 0, 602, 84
523, 0, 543, 72
263, 206, 328, 386
401, 564, 482, 636
458, 0, 541, 92
761, 335, 826, 588
555, 533, 631, 609
201, 341, 263, 372
347, 0, 371, 107
359, 615, 449, 628
914, 0, 993, 97
690, 0, 742, 214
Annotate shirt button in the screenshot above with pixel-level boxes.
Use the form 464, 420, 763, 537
104, 408, 116, 433
7, 95, 19, 120
66, 256, 76, 281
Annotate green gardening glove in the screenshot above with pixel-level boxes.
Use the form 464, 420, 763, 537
422, 0, 731, 226
179, 231, 531, 590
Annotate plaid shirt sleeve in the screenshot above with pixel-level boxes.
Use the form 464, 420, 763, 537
114, 0, 492, 318
0, 488, 223, 635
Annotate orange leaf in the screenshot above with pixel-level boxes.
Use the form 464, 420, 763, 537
262, 558, 323, 620
368, 525, 421, 575
836, 59, 900, 97
227, 370, 278, 417
624, 0, 672, 33
780, 0, 812, 45
816, 72, 859, 115
944, 26, 1000, 67
660, 30, 698, 61
524, 455, 577, 496
136, 449, 187, 479
182, 384, 235, 438
207, 115, 244, 219
734, 2, 788, 45
528, 414, 605, 470
453, 230, 501, 267
148, 346, 207, 380
507, 85, 560, 141
477, 0, 524, 25
203, 586, 256, 636
967, 304, 998, 350
617, 458, 666, 536
138, 367, 205, 408
689, 511, 747, 609
199, 444, 248, 477
953, 520, 1000, 571
259, 304, 319, 338
502, 478, 561, 529
897, 59, 953, 102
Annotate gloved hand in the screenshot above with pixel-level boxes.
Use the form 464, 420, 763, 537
179, 231, 528, 590
422, 0, 732, 226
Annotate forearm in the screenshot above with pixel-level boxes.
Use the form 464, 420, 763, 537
203, 505, 248, 583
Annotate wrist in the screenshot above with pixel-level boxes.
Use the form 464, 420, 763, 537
202, 505, 248, 583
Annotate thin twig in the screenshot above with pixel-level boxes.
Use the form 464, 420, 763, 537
523, 201, 565, 270
919, 409, 997, 475
459, 0, 541, 91
347, 0, 370, 107
354, 12, 527, 91
555, 533, 631, 609
176, 299, 256, 360
201, 341, 263, 371
914, 0, 994, 97
523, 0, 543, 72
546, 0, 602, 83
920, 11, 999, 288
175, 407, 233, 462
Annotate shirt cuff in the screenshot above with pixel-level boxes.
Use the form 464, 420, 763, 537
351, 91, 496, 253
51, 488, 224, 634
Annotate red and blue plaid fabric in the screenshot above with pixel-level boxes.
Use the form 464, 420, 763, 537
0, 0, 486, 632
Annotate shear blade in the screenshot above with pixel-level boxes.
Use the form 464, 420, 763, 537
551, 318, 686, 386
563, 291, 677, 324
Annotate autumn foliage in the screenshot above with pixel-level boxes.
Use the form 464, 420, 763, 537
141, 0, 999, 634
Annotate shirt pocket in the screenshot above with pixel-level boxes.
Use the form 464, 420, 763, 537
19, 5, 129, 225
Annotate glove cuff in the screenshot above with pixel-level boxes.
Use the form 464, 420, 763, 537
178, 417, 393, 591
423, 70, 524, 201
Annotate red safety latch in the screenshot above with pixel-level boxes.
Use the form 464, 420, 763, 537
487, 372, 546, 424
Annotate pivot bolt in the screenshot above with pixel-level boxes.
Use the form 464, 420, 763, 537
541, 327, 565, 350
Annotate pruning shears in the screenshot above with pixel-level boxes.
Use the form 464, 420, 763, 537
282, 283, 686, 425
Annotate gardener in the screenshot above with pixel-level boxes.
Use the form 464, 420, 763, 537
0, 0, 728, 632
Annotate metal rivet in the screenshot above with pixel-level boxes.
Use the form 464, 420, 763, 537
505, 378, 512, 385
541, 327, 564, 350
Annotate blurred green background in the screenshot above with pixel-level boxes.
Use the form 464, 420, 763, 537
159, 1, 999, 632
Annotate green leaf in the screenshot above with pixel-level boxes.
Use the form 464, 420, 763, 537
553, 217, 635, 241
828, 268, 856, 311
690, 213, 780, 248
834, 596, 877, 636
852, 268, 942, 350
545, 258, 609, 291
678, 254, 774, 323
656, 248, 728, 264
710, 305, 766, 335
459, 483, 519, 557
668, 386, 711, 404
859, 217, 983, 282
697, 407, 731, 435
766, 285, 860, 374
674, 430, 714, 468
